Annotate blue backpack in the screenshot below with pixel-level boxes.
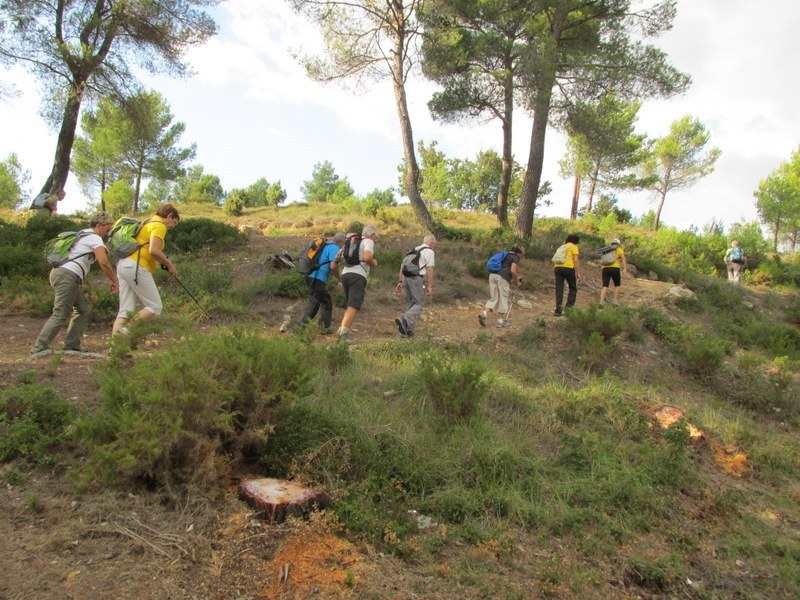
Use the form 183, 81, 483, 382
486, 251, 510, 273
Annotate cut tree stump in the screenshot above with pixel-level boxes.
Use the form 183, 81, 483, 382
238, 478, 323, 523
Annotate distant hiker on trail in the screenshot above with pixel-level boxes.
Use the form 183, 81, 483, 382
336, 225, 379, 342
300, 232, 346, 333
724, 240, 746, 284
598, 238, 627, 308
553, 234, 581, 317
30, 189, 66, 216
31, 212, 118, 356
112, 203, 180, 336
478, 246, 523, 328
395, 233, 437, 338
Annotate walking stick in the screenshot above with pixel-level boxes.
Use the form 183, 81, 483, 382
174, 275, 213, 320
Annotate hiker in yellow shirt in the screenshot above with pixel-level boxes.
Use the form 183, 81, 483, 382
598, 238, 627, 308
112, 204, 180, 335
553, 234, 581, 316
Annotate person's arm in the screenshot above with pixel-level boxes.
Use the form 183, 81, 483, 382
425, 266, 435, 295
362, 249, 378, 267
573, 251, 582, 279
510, 261, 522, 287
149, 235, 177, 276
620, 251, 627, 275
94, 247, 118, 293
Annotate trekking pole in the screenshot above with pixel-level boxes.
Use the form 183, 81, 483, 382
506, 286, 518, 322
173, 274, 213, 321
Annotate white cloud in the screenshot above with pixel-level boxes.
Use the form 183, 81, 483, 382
2, 0, 799, 230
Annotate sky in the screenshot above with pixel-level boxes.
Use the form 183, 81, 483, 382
1, 0, 799, 232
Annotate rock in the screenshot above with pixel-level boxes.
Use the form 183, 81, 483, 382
238, 478, 324, 523
647, 271, 659, 281
666, 285, 696, 300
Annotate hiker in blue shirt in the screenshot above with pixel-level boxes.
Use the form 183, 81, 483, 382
724, 241, 746, 285
300, 232, 346, 333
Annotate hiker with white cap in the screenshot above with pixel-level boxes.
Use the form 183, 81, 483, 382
598, 238, 627, 308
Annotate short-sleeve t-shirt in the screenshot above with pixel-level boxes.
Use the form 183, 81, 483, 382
602, 246, 625, 269
340, 237, 375, 279
554, 243, 579, 269
59, 229, 106, 280
308, 242, 341, 283
129, 217, 168, 273
497, 252, 520, 282
414, 244, 435, 276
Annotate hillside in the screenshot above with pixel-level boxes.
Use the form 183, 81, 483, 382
1, 207, 799, 599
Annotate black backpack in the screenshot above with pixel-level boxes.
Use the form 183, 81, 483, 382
297, 237, 329, 275
341, 234, 362, 267
401, 247, 423, 277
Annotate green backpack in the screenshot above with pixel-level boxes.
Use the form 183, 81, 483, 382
43, 230, 94, 276
107, 217, 153, 261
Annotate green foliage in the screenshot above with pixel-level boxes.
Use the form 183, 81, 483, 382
101, 178, 136, 217
77, 332, 315, 493
169, 217, 245, 253
301, 161, 355, 203
0, 153, 30, 209
171, 165, 225, 205
223, 189, 245, 216
0, 215, 86, 280
684, 337, 727, 378
244, 177, 287, 207
579, 331, 614, 372
416, 351, 487, 420
0, 384, 76, 464
638, 307, 689, 346
565, 304, 632, 341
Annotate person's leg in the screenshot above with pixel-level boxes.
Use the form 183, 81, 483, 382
496, 277, 510, 324
565, 269, 578, 308
401, 276, 425, 333
114, 261, 161, 333
554, 268, 565, 311
301, 277, 322, 324
338, 273, 365, 338
609, 268, 621, 304
732, 263, 742, 284
63, 285, 91, 350
32, 269, 80, 353
600, 268, 611, 305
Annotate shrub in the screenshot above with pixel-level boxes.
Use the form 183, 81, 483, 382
580, 331, 614, 372
0, 384, 76, 464
638, 307, 689, 346
566, 304, 632, 341
684, 337, 727, 378
77, 332, 315, 495
169, 217, 245, 253
222, 192, 245, 216
416, 351, 487, 420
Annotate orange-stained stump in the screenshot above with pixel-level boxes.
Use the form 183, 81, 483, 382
238, 478, 323, 523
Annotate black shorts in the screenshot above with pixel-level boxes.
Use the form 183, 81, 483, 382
341, 272, 367, 309
602, 267, 621, 288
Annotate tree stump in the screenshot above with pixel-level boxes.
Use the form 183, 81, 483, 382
238, 478, 323, 523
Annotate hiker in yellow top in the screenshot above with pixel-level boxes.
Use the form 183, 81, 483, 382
553, 234, 581, 316
112, 203, 180, 335
598, 238, 628, 308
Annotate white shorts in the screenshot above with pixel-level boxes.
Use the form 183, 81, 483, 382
116, 258, 163, 318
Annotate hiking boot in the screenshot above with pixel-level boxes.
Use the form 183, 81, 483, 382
478, 312, 487, 327
395, 317, 410, 337
610, 299, 619, 307
496, 319, 508, 328
553, 308, 563, 317
598, 301, 605, 309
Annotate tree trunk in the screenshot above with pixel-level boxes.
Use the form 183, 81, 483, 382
496, 64, 514, 227
40, 81, 85, 195
772, 221, 780, 252
392, 29, 439, 237
569, 173, 580, 220
653, 189, 667, 231
516, 76, 554, 240
586, 165, 600, 213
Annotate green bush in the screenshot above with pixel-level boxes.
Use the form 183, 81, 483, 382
0, 384, 76, 464
0, 215, 85, 279
566, 304, 632, 341
77, 332, 315, 494
684, 337, 727, 378
579, 331, 614, 372
416, 351, 487, 420
169, 217, 245, 253
638, 307, 689, 346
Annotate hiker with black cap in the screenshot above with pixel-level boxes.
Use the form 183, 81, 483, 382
598, 238, 627, 308
300, 232, 346, 333
478, 245, 523, 328
31, 211, 118, 356
553, 234, 581, 316
395, 233, 436, 338
336, 225, 379, 342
